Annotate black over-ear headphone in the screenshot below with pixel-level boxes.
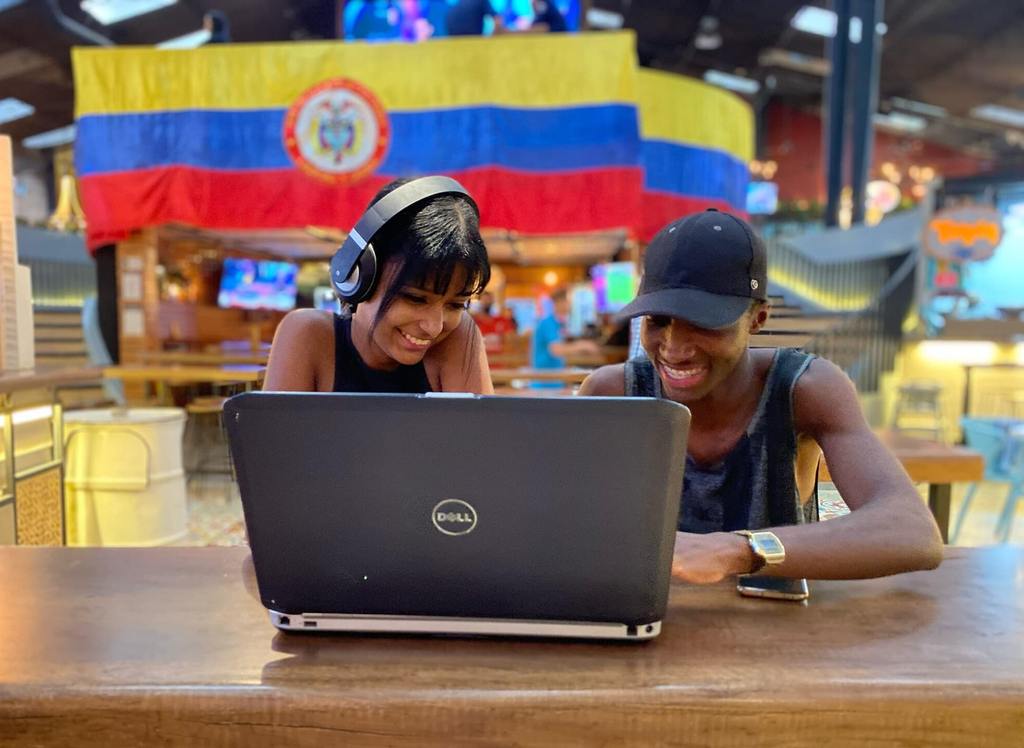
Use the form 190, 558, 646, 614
330, 176, 478, 306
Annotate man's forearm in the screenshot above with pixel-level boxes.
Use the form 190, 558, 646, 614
750, 499, 943, 580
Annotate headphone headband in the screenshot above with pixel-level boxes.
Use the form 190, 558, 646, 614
331, 176, 478, 305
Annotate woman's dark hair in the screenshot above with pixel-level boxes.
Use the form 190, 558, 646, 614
358, 177, 491, 329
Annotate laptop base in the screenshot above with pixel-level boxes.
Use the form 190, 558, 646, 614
269, 610, 661, 641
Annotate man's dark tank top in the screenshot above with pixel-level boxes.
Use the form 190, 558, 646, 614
332, 315, 432, 394
625, 348, 818, 533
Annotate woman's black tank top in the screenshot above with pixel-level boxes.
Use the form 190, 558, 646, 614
332, 315, 432, 394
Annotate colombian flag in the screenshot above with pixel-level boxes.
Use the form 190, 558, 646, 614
637, 69, 753, 240
73, 33, 750, 249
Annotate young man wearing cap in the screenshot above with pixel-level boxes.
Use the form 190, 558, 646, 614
580, 209, 943, 584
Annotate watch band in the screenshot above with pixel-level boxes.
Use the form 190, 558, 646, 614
733, 530, 786, 573
732, 530, 766, 573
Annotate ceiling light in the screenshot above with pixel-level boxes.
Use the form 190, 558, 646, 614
585, 8, 623, 29
157, 28, 211, 48
873, 112, 927, 133
0, 97, 34, 125
790, 5, 865, 41
22, 124, 76, 149
848, 19, 862, 43
890, 97, 948, 118
791, 6, 836, 35
694, 32, 722, 50
694, 15, 722, 50
80, 0, 177, 25
703, 70, 760, 95
971, 104, 1024, 129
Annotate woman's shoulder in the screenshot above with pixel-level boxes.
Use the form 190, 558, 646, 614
276, 308, 336, 342
264, 309, 337, 392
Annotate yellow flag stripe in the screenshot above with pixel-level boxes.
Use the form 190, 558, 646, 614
74, 33, 639, 116
637, 68, 753, 162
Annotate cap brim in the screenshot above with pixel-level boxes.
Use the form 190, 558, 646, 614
615, 287, 752, 329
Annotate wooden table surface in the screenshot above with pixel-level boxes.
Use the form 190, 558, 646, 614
489, 367, 593, 385
208, 340, 272, 353
102, 364, 266, 385
1, 546, 1021, 746
136, 350, 269, 366
820, 428, 985, 484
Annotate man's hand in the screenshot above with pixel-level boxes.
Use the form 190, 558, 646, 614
671, 532, 753, 584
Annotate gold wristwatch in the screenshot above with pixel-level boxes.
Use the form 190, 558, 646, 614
732, 530, 785, 574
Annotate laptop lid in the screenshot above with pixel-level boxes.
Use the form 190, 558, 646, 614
225, 393, 689, 628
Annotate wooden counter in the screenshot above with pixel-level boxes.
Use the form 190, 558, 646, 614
102, 364, 266, 385
0, 546, 1021, 746
102, 364, 266, 405
0, 366, 102, 394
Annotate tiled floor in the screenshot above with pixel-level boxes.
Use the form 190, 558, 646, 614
176, 476, 247, 547
177, 474, 1024, 547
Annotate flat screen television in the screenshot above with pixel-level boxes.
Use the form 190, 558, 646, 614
341, 0, 580, 42
746, 181, 779, 215
218, 258, 299, 312
591, 261, 637, 314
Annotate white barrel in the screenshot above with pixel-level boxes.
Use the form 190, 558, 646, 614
64, 408, 188, 547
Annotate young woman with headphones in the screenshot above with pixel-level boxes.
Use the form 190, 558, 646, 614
264, 176, 494, 394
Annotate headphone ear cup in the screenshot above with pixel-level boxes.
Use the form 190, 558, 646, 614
345, 245, 378, 305
354, 245, 378, 304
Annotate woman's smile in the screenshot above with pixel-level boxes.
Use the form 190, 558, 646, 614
398, 329, 433, 349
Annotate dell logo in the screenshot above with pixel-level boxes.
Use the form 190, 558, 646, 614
431, 499, 477, 536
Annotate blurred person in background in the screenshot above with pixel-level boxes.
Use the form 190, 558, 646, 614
203, 10, 232, 43
472, 290, 516, 356
446, 0, 504, 36
531, 287, 600, 381
530, 0, 567, 32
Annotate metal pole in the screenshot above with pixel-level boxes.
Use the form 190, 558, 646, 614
823, 0, 852, 227
850, 0, 885, 225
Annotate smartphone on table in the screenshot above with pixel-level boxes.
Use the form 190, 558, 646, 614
736, 575, 809, 601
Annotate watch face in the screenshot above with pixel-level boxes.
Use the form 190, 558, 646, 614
755, 535, 784, 554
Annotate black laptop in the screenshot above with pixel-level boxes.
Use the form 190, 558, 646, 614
225, 392, 689, 640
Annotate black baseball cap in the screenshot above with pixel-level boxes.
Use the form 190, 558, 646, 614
617, 208, 767, 329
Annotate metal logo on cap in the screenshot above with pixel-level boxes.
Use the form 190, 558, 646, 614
283, 78, 390, 185
431, 499, 478, 536
751, 279, 759, 290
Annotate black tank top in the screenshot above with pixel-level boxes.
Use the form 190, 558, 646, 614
625, 348, 818, 533
332, 315, 433, 394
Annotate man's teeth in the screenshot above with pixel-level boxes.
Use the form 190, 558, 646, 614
663, 364, 704, 379
401, 331, 431, 346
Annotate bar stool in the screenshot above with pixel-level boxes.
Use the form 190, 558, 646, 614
183, 396, 233, 500
891, 381, 946, 442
